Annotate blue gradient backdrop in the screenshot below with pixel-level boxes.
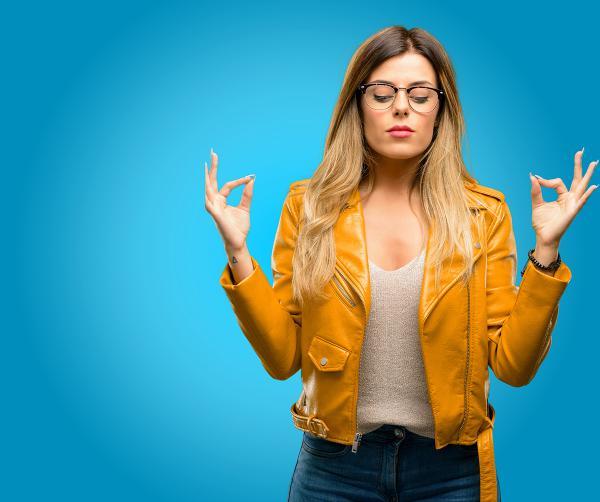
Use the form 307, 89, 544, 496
4, 1, 599, 500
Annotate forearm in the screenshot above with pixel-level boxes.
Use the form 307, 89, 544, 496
219, 186, 303, 380
488, 265, 569, 386
219, 255, 302, 380
486, 201, 572, 386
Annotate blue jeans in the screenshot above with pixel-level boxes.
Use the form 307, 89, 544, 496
288, 424, 501, 501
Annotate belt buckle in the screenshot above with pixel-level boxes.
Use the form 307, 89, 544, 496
306, 416, 328, 438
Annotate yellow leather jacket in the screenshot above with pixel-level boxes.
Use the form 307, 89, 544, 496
219, 178, 572, 502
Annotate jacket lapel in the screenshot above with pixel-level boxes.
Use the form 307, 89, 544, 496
333, 184, 486, 324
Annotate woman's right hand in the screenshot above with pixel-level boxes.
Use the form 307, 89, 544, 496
204, 148, 255, 251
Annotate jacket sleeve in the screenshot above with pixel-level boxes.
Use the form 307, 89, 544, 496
218, 187, 302, 381
486, 199, 572, 387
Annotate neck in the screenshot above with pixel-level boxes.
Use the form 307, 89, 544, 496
363, 154, 421, 202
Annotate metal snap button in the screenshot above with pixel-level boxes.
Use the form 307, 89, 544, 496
394, 428, 405, 439
320, 357, 328, 366
474, 242, 481, 249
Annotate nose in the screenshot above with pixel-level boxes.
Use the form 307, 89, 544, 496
391, 88, 411, 114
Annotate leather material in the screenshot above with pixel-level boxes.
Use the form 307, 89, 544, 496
220, 178, 572, 502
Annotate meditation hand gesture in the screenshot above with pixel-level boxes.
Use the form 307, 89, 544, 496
529, 148, 597, 252
204, 148, 256, 252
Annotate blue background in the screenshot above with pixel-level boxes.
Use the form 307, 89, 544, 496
4, 0, 599, 500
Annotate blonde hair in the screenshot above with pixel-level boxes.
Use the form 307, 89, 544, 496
292, 25, 481, 306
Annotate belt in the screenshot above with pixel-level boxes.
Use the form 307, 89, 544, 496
477, 402, 498, 502
290, 402, 330, 438
291, 401, 498, 502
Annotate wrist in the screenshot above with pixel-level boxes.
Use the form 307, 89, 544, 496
224, 244, 254, 285
225, 242, 249, 255
533, 242, 559, 267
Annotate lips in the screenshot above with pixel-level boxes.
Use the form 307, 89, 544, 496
387, 125, 415, 132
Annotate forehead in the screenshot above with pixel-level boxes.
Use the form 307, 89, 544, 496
368, 53, 437, 86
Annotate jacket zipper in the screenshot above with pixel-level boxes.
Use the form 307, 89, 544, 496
352, 358, 364, 453
456, 281, 471, 440
330, 265, 364, 452
333, 265, 365, 454
352, 331, 363, 455
332, 270, 357, 308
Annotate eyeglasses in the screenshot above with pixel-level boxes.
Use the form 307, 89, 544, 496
357, 83, 444, 113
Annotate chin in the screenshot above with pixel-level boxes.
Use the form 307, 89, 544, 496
380, 148, 420, 160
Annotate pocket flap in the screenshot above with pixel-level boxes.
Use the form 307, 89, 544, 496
307, 336, 350, 372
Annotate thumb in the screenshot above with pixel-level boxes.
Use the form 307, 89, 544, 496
530, 172, 544, 206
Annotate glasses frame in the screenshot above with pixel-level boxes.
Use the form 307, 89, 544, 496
357, 83, 445, 112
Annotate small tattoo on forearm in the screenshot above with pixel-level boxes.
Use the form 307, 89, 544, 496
231, 256, 238, 264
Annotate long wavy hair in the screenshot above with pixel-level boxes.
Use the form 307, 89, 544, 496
291, 25, 483, 306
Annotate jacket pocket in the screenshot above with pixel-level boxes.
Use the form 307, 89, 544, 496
307, 335, 351, 372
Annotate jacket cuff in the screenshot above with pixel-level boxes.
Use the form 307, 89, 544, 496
219, 256, 273, 313
219, 255, 261, 289
519, 258, 572, 301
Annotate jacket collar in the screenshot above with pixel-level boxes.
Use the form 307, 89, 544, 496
333, 184, 486, 324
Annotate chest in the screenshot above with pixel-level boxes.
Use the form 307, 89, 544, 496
362, 204, 428, 271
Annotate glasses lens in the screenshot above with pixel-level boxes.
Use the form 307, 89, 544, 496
408, 87, 439, 113
365, 84, 395, 110
365, 85, 439, 112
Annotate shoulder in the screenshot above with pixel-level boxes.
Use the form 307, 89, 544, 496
289, 178, 310, 194
464, 180, 505, 203
464, 180, 507, 220
287, 178, 310, 207
287, 177, 509, 214
281, 178, 310, 221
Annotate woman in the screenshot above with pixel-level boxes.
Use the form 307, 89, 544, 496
204, 26, 596, 502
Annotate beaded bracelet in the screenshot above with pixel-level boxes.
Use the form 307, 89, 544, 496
520, 248, 561, 277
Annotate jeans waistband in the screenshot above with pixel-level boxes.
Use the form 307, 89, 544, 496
360, 424, 436, 444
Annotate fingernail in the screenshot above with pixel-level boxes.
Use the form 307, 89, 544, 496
534, 174, 543, 179
211, 147, 214, 156
582, 146, 585, 154
247, 173, 256, 180
529, 171, 533, 178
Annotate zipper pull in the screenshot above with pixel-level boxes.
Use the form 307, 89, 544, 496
351, 432, 362, 453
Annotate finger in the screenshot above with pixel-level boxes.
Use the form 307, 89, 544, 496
209, 149, 219, 191
533, 176, 568, 196
219, 175, 255, 198
530, 173, 545, 206
576, 183, 598, 212
238, 176, 254, 211
204, 161, 218, 215
576, 160, 599, 197
204, 160, 213, 195
572, 148, 584, 189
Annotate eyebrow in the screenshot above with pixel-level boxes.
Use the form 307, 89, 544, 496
368, 79, 434, 87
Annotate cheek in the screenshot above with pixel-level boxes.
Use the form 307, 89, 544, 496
363, 111, 385, 137
413, 118, 437, 144
417, 116, 436, 131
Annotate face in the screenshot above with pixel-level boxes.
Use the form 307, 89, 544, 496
360, 53, 441, 162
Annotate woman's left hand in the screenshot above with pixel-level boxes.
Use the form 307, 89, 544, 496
529, 148, 598, 247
